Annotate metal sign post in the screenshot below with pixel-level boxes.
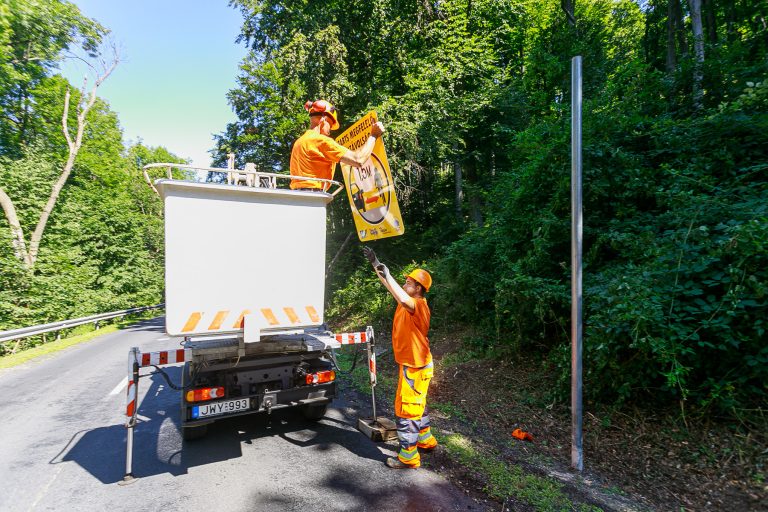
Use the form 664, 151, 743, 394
571, 55, 584, 472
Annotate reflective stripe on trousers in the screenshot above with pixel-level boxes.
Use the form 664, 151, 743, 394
395, 362, 434, 466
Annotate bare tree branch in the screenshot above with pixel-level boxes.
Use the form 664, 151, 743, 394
61, 87, 73, 148
27, 44, 120, 266
143, 167, 161, 197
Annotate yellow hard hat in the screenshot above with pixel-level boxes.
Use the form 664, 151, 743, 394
304, 99, 339, 130
406, 268, 432, 293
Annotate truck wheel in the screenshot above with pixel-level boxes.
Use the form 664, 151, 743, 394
182, 424, 208, 441
301, 404, 328, 421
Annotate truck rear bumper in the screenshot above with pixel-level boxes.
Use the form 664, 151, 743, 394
182, 382, 336, 427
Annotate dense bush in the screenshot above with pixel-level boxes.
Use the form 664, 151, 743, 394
429, 77, 768, 414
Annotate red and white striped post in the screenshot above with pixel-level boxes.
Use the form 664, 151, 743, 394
334, 327, 378, 421
121, 346, 140, 484
364, 326, 378, 422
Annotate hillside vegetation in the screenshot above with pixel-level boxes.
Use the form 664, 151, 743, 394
1, 0, 766, 422
0, 1, 178, 352
216, 0, 767, 420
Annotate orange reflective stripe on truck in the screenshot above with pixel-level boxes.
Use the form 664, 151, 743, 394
208, 310, 229, 330
306, 305, 320, 322
260, 308, 280, 325
181, 312, 202, 332
284, 307, 300, 324
232, 310, 252, 328
181, 307, 322, 332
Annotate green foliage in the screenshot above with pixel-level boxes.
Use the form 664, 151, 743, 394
0, 137, 170, 333
210, 0, 768, 418
326, 265, 396, 332
0, 0, 107, 155
573, 110, 768, 411
0, 4, 184, 339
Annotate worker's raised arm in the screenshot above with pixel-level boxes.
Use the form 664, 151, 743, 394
363, 246, 416, 312
340, 122, 385, 168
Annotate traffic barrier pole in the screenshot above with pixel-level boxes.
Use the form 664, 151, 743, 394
121, 346, 140, 485
365, 326, 377, 422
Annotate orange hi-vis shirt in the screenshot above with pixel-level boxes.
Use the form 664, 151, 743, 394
289, 130, 349, 190
392, 297, 432, 368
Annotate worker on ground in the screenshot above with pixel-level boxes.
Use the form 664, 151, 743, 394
363, 246, 437, 469
290, 99, 385, 191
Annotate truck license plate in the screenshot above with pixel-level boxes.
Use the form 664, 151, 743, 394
192, 398, 250, 419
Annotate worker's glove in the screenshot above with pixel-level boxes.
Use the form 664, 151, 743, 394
363, 246, 380, 268
371, 122, 385, 139
375, 263, 390, 280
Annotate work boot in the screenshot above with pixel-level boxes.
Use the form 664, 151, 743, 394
386, 457, 418, 469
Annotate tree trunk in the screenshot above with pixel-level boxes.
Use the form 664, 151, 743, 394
17, 84, 30, 147
725, 0, 737, 42
561, 0, 576, 27
0, 186, 32, 267
672, 0, 688, 57
469, 191, 483, 227
666, 0, 678, 73
688, 0, 705, 111
325, 231, 354, 279
454, 160, 463, 222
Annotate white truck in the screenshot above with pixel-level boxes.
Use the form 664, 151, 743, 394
121, 166, 375, 482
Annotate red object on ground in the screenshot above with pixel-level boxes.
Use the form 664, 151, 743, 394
512, 428, 534, 442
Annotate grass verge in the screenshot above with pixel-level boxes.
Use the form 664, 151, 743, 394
0, 311, 160, 370
335, 336, 601, 511
442, 433, 602, 512
0, 325, 120, 369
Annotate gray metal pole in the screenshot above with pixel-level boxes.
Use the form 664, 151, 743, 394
120, 347, 140, 485
367, 327, 378, 422
571, 55, 584, 472
124, 422, 134, 476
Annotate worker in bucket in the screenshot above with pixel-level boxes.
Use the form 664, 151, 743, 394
289, 99, 385, 191
363, 246, 437, 469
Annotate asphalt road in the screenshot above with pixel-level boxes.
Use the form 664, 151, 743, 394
0, 317, 489, 512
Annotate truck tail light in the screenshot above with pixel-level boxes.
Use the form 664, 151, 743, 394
186, 386, 225, 402
306, 370, 335, 385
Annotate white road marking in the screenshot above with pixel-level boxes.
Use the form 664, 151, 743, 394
156, 336, 170, 341
109, 376, 128, 396
27, 464, 62, 512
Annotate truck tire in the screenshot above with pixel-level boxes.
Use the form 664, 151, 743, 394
182, 424, 208, 441
301, 404, 328, 421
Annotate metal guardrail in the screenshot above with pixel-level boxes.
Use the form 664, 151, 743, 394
0, 304, 165, 344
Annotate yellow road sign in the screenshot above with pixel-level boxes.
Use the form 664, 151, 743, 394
336, 111, 405, 241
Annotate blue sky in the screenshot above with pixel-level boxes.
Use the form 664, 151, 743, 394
59, 1, 247, 167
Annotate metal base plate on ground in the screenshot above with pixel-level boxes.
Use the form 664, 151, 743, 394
357, 417, 398, 442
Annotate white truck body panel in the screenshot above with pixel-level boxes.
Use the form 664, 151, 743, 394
156, 180, 331, 337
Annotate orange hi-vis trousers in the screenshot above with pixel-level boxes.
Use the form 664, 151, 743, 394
395, 362, 437, 467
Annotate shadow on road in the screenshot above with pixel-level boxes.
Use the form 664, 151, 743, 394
120, 316, 167, 334
52, 367, 385, 485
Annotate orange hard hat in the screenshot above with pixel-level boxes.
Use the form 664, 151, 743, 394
406, 268, 432, 293
304, 99, 339, 130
